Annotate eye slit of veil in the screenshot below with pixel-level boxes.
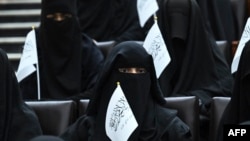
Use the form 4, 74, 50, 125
46, 13, 72, 21
118, 67, 147, 74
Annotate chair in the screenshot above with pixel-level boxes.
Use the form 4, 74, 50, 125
209, 97, 231, 141
165, 96, 200, 141
25, 100, 77, 136
216, 40, 231, 65
78, 99, 90, 117
95, 41, 115, 58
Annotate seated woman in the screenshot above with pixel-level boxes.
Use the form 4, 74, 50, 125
216, 40, 250, 141
0, 48, 42, 141
58, 41, 192, 141
19, 0, 104, 100
155, 0, 234, 140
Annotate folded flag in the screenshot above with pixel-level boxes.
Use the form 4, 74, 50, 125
16, 29, 38, 82
143, 22, 171, 78
105, 82, 138, 141
137, 0, 159, 27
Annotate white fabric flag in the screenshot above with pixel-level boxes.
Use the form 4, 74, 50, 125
137, 0, 158, 27
143, 22, 171, 78
16, 29, 38, 82
106, 83, 138, 141
231, 17, 250, 73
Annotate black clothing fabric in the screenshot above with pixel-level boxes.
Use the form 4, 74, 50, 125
0, 48, 42, 141
216, 40, 250, 141
156, 0, 233, 112
196, 0, 237, 64
20, 0, 104, 100
76, 0, 146, 43
60, 41, 192, 141
196, 0, 236, 41
155, 1, 234, 140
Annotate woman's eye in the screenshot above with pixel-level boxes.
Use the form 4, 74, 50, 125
118, 68, 146, 74
138, 68, 146, 73
46, 13, 72, 21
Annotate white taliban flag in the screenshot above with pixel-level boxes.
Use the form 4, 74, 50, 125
16, 29, 38, 82
137, 0, 159, 27
231, 17, 250, 73
105, 82, 138, 141
143, 22, 171, 78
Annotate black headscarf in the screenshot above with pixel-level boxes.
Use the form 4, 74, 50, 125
216, 40, 250, 141
60, 41, 192, 141
76, 0, 146, 43
20, 0, 104, 100
156, 0, 233, 109
0, 48, 42, 141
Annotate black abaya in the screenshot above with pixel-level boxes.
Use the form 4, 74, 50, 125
156, 0, 233, 113
20, 0, 104, 100
216, 40, 250, 141
0, 48, 42, 141
59, 41, 192, 141
76, 0, 146, 43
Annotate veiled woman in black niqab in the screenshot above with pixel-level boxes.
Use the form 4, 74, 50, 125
0, 48, 42, 141
216, 40, 250, 141
20, 0, 104, 100
59, 41, 192, 141
155, 0, 233, 140
156, 0, 233, 114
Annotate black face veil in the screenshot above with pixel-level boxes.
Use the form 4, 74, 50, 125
39, 0, 82, 98
86, 41, 167, 140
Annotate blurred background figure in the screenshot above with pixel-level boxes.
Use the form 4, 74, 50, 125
76, 0, 147, 44
196, 0, 247, 65
155, 0, 234, 140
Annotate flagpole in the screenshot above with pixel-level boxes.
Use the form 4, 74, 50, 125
32, 26, 41, 100
154, 13, 157, 24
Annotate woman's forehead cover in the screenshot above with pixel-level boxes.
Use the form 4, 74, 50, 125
109, 41, 152, 68
41, 0, 77, 15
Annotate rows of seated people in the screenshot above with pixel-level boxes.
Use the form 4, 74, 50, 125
1, 0, 250, 141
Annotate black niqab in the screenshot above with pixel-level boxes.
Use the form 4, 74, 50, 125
20, 0, 104, 100
156, 0, 233, 106
39, 0, 82, 99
